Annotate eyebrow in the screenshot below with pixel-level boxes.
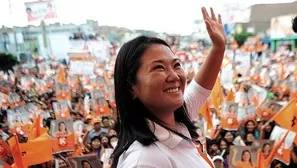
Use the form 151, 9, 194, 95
150, 58, 181, 64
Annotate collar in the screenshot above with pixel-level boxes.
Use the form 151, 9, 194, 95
147, 120, 191, 149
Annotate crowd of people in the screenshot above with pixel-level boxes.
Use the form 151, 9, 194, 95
0, 13, 297, 168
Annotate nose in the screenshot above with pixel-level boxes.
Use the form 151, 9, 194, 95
166, 69, 180, 82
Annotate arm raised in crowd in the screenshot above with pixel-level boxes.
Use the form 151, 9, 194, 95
194, 7, 226, 90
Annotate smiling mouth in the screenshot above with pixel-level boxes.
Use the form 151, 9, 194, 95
164, 87, 180, 93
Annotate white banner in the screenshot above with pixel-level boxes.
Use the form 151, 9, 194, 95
69, 61, 95, 75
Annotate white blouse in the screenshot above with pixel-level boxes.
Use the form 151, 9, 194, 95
117, 80, 213, 168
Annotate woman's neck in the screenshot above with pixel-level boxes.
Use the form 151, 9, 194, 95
153, 110, 176, 130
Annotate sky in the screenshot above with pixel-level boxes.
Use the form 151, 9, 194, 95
0, 0, 296, 35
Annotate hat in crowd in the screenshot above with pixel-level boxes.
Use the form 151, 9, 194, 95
212, 155, 224, 162
92, 118, 100, 124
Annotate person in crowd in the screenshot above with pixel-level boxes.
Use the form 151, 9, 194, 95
84, 119, 108, 148
88, 136, 103, 157
292, 15, 297, 33
262, 143, 272, 159
231, 149, 256, 168
271, 159, 287, 168
81, 160, 93, 168
111, 7, 226, 168
108, 128, 117, 137
212, 155, 225, 168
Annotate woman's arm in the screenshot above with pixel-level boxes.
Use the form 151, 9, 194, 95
184, 8, 226, 120
194, 7, 226, 90
231, 148, 238, 167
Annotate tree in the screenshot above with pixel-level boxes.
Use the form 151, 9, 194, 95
0, 53, 20, 72
233, 31, 254, 47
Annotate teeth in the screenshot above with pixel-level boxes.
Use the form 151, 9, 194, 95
165, 88, 179, 93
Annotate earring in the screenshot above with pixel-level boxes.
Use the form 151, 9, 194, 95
133, 95, 137, 100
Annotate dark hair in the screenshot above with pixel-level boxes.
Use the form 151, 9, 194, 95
90, 136, 102, 155
292, 145, 297, 156
271, 159, 285, 168
244, 120, 256, 134
58, 121, 67, 132
293, 16, 297, 33
81, 160, 92, 168
262, 143, 271, 153
111, 36, 198, 167
241, 150, 252, 165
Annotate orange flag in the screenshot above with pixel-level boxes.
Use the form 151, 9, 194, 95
225, 89, 235, 102
209, 77, 223, 116
199, 102, 213, 130
28, 115, 48, 142
271, 99, 297, 132
0, 139, 11, 159
265, 130, 289, 165
8, 135, 53, 167
19, 139, 53, 166
7, 136, 24, 168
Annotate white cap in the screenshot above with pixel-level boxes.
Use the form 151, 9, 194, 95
212, 155, 224, 162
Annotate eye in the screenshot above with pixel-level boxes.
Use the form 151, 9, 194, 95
153, 65, 165, 71
174, 62, 181, 68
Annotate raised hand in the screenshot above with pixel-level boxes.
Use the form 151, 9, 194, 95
201, 7, 227, 49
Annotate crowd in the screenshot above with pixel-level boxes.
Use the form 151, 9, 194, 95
1, 30, 297, 168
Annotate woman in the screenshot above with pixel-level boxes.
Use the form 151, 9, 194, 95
56, 121, 68, 146
262, 143, 272, 159
241, 120, 260, 140
81, 160, 93, 168
111, 7, 226, 168
231, 149, 255, 168
89, 136, 103, 157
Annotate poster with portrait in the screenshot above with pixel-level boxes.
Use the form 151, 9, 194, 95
94, 76, 106, 90
237, 105, 257, 122
67, 154, 102, 168
257, 99, 283, 120
91, 90, 110, 117
270, 126, 295, 165
53, 101, 71, 119
82, 75, 96, 93
251, 140, 275, 154
221, 103, 239, 130
73, 120, 85, 144
7, 106, 30, 135
35, 79, 48, 95
24, 0, 57, 22
247, 84, 267, 107
228, 146, 257, 168
56, 83, 71, 101
68, 75, 80, 92
50, 118, 75, 153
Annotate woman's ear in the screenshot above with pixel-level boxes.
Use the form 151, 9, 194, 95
131, 85, 138, 99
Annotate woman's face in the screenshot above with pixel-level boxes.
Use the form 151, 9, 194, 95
91, 139, 101, 149
101, 136, 109, 144
229, 106, 235, 113
242, 151, 251, 162
83, 162, 91, 168
108, 129, 117, 136
59, 123, 66, 132
132, 44, 186, 114
246, 121, 256, 132
78, 124, 83, 132
246, 133, 255, 142
263, 144, 271, 153
224, 132, 234, 143
220, 140, 227, 150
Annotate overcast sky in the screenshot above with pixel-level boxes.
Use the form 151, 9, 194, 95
0, 0, 295, 34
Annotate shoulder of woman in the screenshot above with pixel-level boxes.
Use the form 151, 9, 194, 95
117, 141, 173, 168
